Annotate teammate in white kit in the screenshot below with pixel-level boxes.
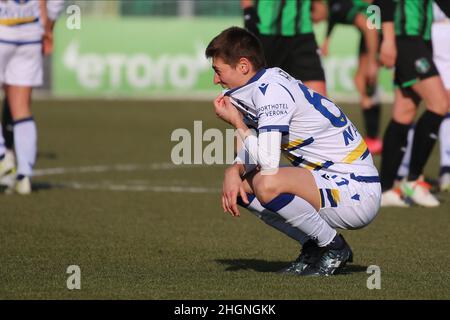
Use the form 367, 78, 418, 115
205, 27, 381, 276
0, 0, 64, 194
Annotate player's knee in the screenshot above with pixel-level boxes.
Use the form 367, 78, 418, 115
426, 95, 449, 116
253, 175, 279, 204
393, 105, 416, 124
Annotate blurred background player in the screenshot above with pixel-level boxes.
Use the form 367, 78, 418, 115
378, 0, 450, 207
313, 0, 382, 155
397, 2, 450, 193
241, 0, 327, 96
0, 0, 64, 194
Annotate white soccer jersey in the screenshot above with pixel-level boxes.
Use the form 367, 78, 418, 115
0, 0, 65, 43
226, 67, 379, 178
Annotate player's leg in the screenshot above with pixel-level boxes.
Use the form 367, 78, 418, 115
392, 77, 447, 206
0, 91, 8, 172
396, 124, 415, 180
0, 44, 17, 181
233, 151, 311, 245
0, 94, 12, 180
238, 167, 329, 246
241, 167, 353, 275
400, 37, 449, 205
237, 192, 318, 274
237, 192, 311, 245
356, 38, 382, 154
248, 168, 380, 276
380, 88, 416, 207
354, 52, 371, 109
235, 170, 320, 274
5, 84, 36, 195
401, 76, 448, 206
2, 96, 14, 150
3, 43, 42, 194
389, 78, 446, 207
0, 93, 16, 186
382, 37, 446, 207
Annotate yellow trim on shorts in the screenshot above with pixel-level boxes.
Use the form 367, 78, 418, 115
318, 188, 323, 209
331, 189, 340, 204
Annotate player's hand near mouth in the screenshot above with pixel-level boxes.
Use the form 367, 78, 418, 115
213, 94, 243, 127
222, 164, 249, 217
214, 94, 255, 146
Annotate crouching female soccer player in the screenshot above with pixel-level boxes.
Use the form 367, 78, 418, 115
205, 27, 381, 276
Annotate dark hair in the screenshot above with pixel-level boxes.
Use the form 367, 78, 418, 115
205, 26, 266, 70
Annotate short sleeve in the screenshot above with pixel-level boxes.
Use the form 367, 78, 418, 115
378, 0, 395, 22
254, 82, 296, 134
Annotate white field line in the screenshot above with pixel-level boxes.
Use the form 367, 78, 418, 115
30, 163, 221, 193
32, 163, 205, 177
64, 182, 220, 193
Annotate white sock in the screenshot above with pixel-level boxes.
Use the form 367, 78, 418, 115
397, 126, 415, 179
0, 124, 6, 157
241, 195, 310, 245
261, 193, 336, 247
14, 117, 37, 177
439, 115, 450, 169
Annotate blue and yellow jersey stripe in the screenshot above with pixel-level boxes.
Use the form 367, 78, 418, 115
285, 153, 334, 171
341, 139, 369, 164
281, 136, 314, 152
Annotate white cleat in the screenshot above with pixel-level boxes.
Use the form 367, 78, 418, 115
400, 179, 439, 207
0, 150, 16, 182
0, 171, 16, 188
440, 173, 450, 192
381, 188, 409, 207
5, 176, 32, 195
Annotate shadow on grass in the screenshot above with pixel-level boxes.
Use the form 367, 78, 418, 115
216, 259, 368, 274
216, 259, 288, 272
32, 182, 65, 191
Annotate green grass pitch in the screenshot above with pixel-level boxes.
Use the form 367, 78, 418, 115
1, 99, 449, 299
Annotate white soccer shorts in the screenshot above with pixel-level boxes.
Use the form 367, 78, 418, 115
432, 22, 450, 90
0, 42, 43, 87
311, 170, 381, 230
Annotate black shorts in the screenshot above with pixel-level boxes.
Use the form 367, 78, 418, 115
358, 31, 382, 56
258, 33, 326, 82
394, 36, 439, 89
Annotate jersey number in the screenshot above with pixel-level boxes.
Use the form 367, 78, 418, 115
298, 83, 348, 128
